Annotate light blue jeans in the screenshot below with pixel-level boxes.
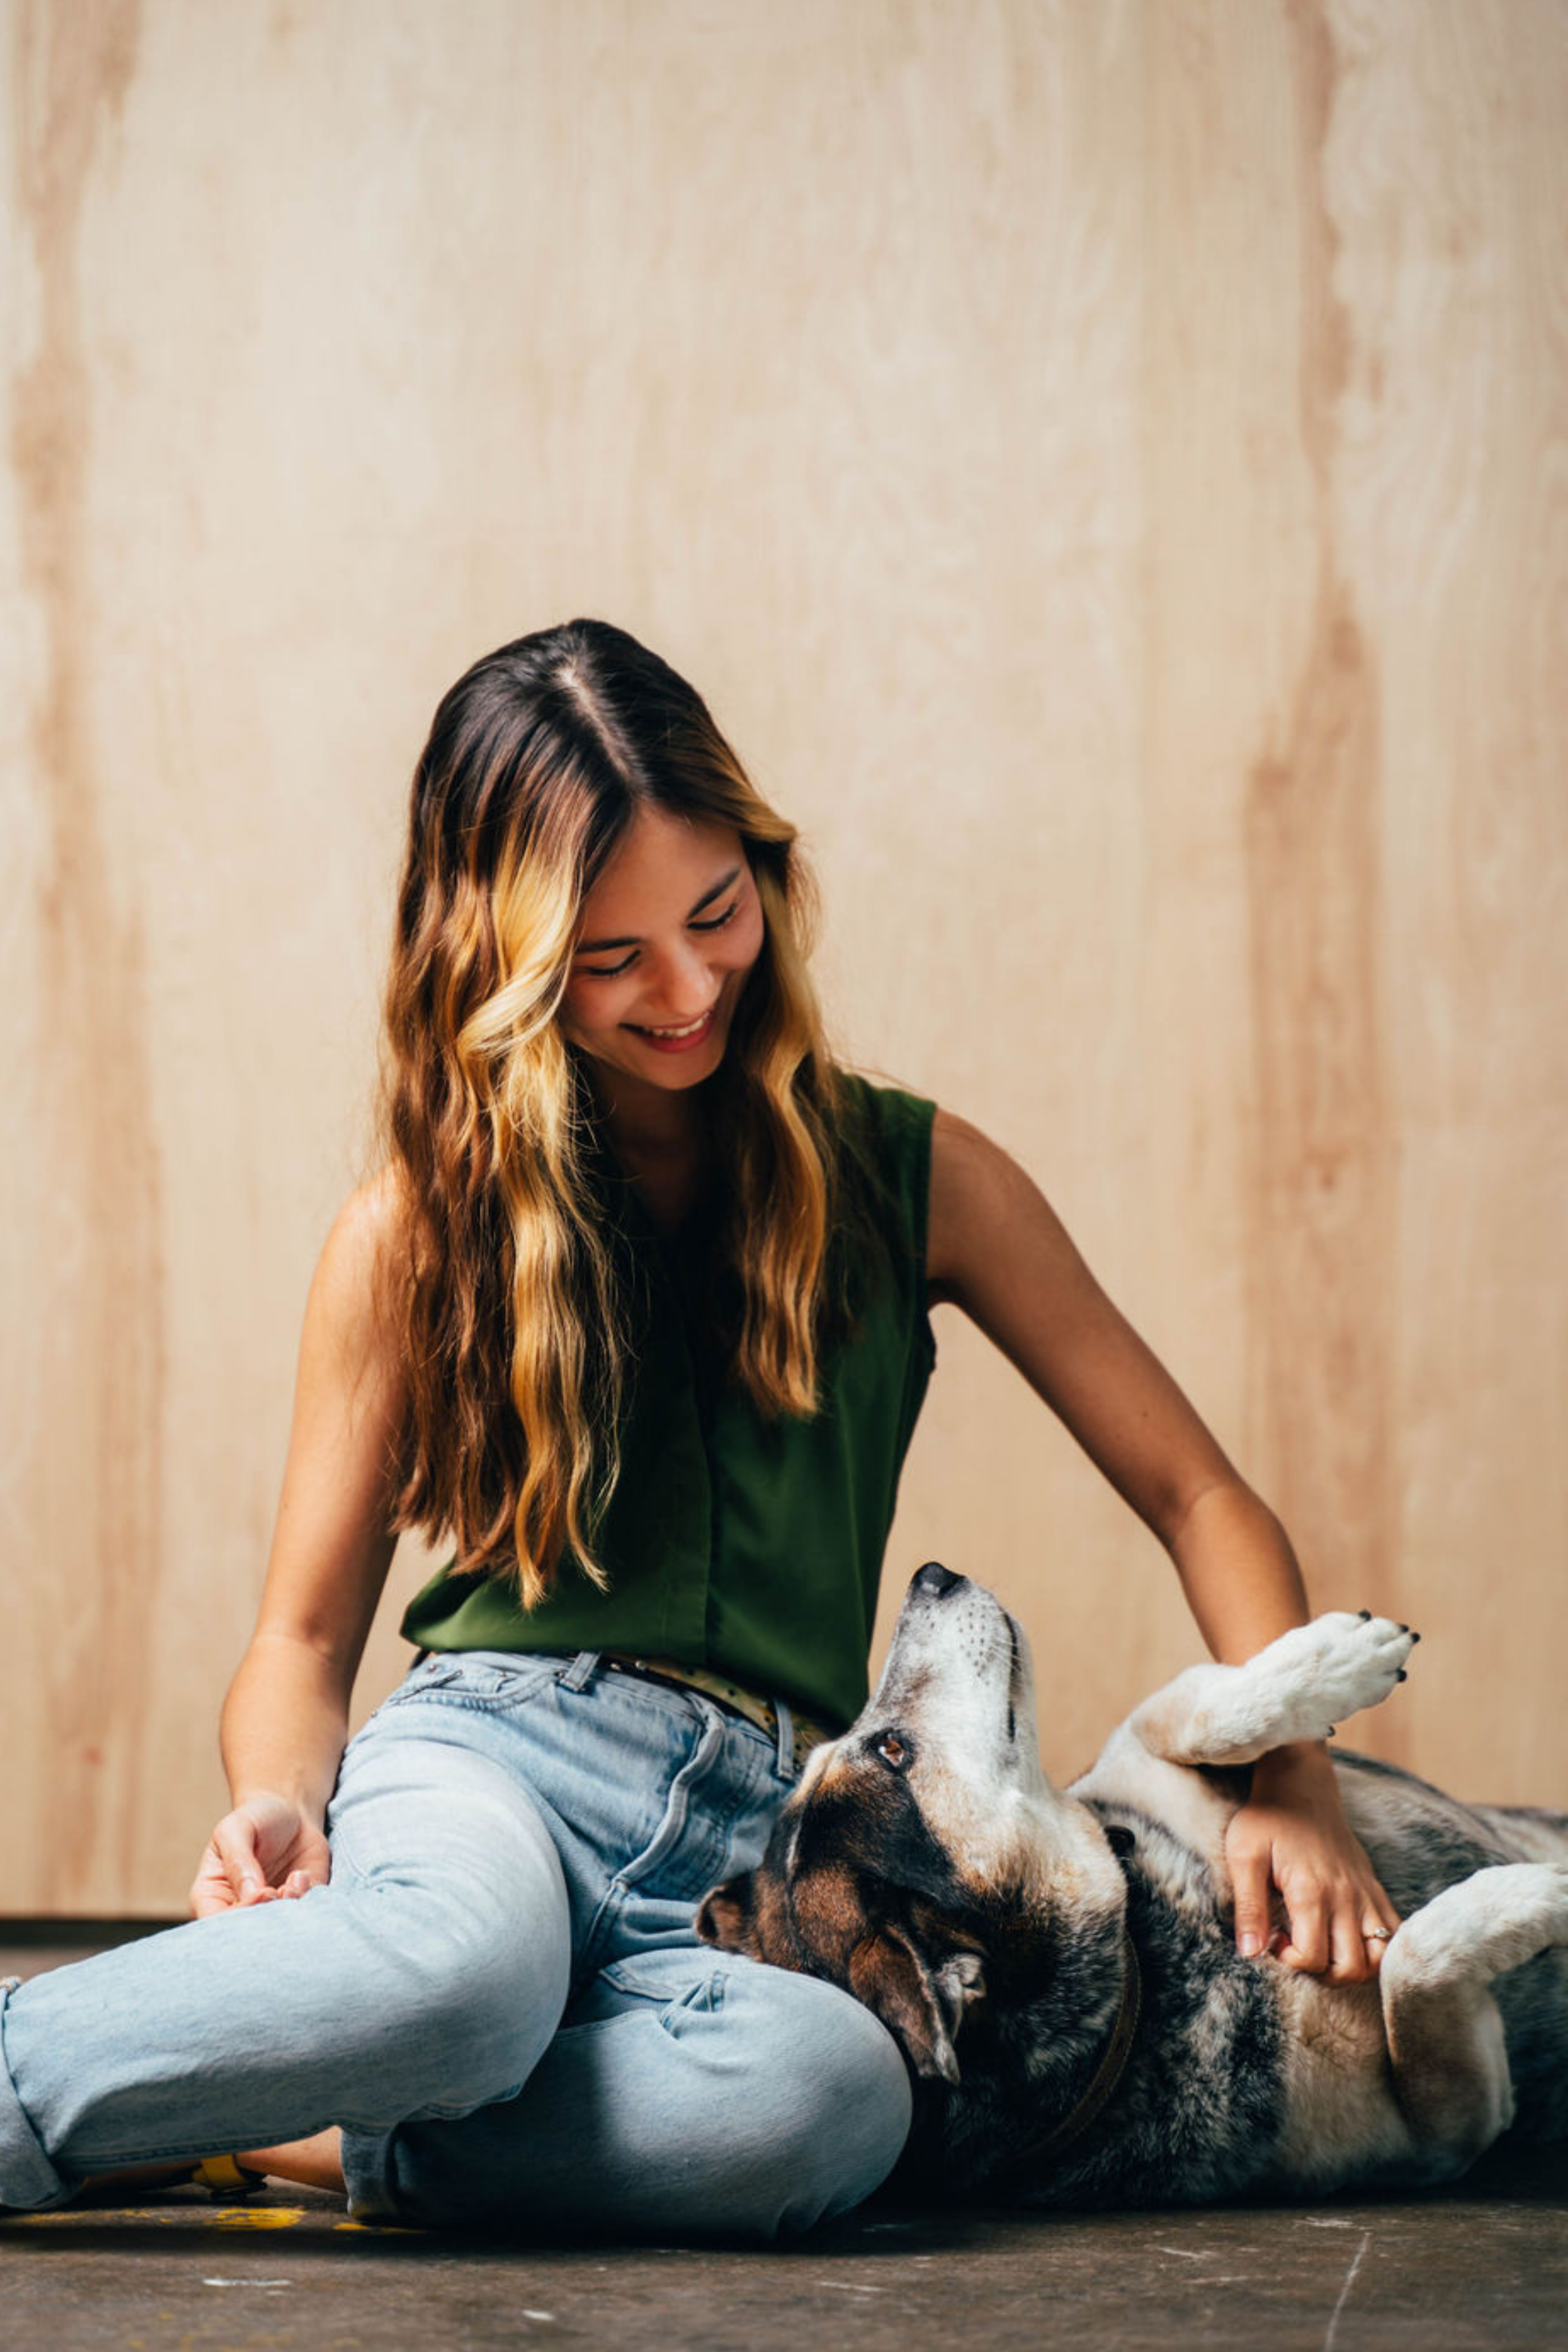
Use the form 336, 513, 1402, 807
0, 1649, 911, 2239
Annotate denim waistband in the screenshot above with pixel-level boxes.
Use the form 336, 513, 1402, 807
405, 1644, 819, 1781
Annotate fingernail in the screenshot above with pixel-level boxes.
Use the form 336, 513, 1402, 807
241, 1874, 261, 1895
1239, 1932, 1262, 1958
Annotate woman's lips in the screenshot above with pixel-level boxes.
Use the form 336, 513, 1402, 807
624, 1004, 719, 1054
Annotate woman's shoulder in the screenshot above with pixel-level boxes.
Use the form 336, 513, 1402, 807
832, 1067, 938, 1161
310, 1165, 416, 1334
923, 1107, 1058, 1299
828, 1070, 939, 1275
281, 1169, 416, 1456
828, 1074, 1016, 1210
335, 1163, 414, 1256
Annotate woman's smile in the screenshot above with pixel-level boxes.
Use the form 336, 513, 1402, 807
624, 1004, 720, 1051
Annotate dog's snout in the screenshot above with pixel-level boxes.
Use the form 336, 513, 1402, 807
911, 1561, 966, 1599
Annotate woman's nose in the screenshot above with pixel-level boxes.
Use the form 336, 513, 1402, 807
643, 938, 717, 1016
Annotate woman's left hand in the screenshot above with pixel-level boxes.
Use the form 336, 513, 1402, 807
1226, 1740, 1400, 1984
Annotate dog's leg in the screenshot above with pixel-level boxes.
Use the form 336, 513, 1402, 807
1125, 1613, 1416, 1768
1379, 1862, 1568, 2176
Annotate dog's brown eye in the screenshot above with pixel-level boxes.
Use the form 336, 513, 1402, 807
876, 1733, 909, 1770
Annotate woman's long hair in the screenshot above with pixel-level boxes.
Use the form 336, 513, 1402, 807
370, 618, 867, 1608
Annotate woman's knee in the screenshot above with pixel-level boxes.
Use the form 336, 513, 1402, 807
368, 1891, 570, 2119
618, 1962, 912, 2241
734, 1971, 913, 2238
321, 1787, 572, 2118
374, 1960, 913, 2241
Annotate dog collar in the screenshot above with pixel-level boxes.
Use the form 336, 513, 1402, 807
1012, 1931, 1143, 2176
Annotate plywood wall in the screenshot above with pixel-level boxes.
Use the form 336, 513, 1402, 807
4, 0, 1563, 1914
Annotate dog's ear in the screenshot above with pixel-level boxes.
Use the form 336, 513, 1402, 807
849, 1924, 967, 2084
696, 1874, 757, 1951
935, 1947, 987, 2018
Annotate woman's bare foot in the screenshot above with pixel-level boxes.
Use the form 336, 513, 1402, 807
234, 2125, 345, 2193
82, 2125, 345, 2199
80, 2156, 205, 2194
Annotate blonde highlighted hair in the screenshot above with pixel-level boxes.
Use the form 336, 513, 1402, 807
370, 619, 875, 1607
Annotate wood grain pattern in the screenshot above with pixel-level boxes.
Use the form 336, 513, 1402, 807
3, 0, 1563, 1912
1241, 0, 1400, 1665
7, 0, 165, 1906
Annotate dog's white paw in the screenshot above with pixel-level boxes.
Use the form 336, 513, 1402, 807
1252, 1611, 1417, 1744
1390, 1862, 1568, 1988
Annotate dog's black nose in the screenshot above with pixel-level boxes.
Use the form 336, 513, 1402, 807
911, 1561, 965, 1599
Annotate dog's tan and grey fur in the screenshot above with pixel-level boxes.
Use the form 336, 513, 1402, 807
697, 1564, 1568, 2206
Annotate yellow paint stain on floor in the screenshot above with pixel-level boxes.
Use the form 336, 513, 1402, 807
3, 2202, 307, 2227
8, 2195, 432, 2239
1, 2207, 174, 2225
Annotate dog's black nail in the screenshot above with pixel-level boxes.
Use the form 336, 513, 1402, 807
1395, 1669, 1406, 1682
1410, 1630, 1421, 1643
1358, 1608, 1372, 1621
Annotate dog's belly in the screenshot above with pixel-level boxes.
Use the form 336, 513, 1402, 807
1072, 1746, 1568, 2191
1013, 1851, 1410, 2207
1261, 1971, 1411, 2190
1063, 1751, 1419, 2201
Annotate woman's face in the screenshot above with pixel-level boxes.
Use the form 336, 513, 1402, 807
557, 804, 766, 1096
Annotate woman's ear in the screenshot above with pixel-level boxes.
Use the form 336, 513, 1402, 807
696, 1875, 757, 1951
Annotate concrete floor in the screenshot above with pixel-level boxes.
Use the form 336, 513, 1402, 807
4, 1929, 1565, 2352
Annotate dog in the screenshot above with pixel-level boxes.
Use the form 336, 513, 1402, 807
697, 1563, 1568, 2206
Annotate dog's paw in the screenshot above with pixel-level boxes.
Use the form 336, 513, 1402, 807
1390, 1862, 1568, 1987
1254, 1612, 1417, 1743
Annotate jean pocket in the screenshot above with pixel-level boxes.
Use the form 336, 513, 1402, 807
375, 1651, 566, 1714
586, 1952, 726, 2032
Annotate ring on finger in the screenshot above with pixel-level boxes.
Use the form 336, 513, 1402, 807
1362, 1925, 1394, 1943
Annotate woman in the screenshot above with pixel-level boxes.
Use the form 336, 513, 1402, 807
0, 619, 1398, 2237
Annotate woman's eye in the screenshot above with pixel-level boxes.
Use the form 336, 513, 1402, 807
575, 898, 739, 980
875, 1733, 909, 1771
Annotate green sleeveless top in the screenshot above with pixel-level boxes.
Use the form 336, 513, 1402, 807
398, 1075, 938, 1728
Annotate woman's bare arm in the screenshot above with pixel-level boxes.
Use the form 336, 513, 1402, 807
194, 1174, 409, 1913
924, 1107, 1400, 1982
925, 1110, 1301, 1627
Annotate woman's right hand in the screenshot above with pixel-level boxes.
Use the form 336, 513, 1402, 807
188, 1793, 333, 1918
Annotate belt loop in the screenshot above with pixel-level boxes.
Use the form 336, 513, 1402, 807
559, 1649, 600, 1692
774, 1695, 795, 1778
